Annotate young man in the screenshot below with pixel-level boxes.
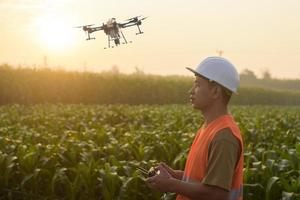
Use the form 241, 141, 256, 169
147, 57, 244, 200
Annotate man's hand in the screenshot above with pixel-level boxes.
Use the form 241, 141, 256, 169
156, 163, 173, 174
146, 164, 175, 192
155, 162, 184, 180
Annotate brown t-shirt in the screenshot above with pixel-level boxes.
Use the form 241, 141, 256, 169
201, 128, 241, 191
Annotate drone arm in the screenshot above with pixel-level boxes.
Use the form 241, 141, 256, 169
93, 26, 104, 31
119, 21, 138, 28
120, 22, 144, 35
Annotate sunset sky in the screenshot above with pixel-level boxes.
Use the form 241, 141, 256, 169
1, 0, 300, 79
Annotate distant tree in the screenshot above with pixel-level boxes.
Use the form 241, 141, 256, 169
240, 69, 257, 81
110, 65, 120, 74
133, 66, 145, 75
262, 69, 272, 80
0, 63, 11, 70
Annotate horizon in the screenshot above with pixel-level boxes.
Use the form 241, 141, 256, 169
2, 62, 299, 81
1, 0, 300, 79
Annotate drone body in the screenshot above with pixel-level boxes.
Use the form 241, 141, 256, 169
75, 16, 147, 49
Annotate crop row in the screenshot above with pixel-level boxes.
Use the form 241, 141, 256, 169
0, 105, 299, 199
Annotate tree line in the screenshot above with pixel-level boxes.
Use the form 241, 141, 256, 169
240, 69, 300, 91
0, 64, 299, 105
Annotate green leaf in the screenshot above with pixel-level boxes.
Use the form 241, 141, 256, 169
265, 176, 280, 200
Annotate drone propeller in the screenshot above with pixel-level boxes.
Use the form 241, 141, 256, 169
73, 24, 95, 28
139, 17, 147, 21
125, 15, 142, 21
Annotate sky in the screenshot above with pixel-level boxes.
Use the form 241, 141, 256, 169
1, 0, 300, 79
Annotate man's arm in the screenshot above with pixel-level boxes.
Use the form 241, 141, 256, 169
147, 128, 240, 199
147, 166, 229, 200
202, 128, 241, 190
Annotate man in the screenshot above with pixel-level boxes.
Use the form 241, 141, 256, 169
146, 57, 244, 200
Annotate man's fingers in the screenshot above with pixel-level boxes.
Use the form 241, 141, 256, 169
157, 165, 173, 178
161, 162, 173, 171
155, 163, 175, 178
156, 162, 168, 171
146, 176, 157, 183
155, 163, 164, 170
146, 181, 155, 189
159, 164, 171, 172
161, 162, 168, 167
146, 177, 157, 189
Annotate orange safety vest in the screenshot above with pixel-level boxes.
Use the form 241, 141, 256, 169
176, 115, 243, 200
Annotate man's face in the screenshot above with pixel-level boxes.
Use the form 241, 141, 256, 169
189, 75, 214, 110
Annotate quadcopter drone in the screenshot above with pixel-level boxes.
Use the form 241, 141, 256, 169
74, 16, 147, 49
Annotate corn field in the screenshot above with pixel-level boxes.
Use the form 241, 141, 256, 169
0, 105, 299, 199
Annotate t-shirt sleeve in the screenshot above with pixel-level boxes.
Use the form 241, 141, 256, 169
201, 128, 241, 191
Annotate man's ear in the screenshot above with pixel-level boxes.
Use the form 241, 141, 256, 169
211, 84, 222, 99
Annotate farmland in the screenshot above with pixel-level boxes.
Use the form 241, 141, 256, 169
0, 104, 299, 199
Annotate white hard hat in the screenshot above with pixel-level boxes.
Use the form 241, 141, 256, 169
186, 57, 239, 93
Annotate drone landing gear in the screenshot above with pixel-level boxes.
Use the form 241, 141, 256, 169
136, 25, 144, 35
107, 35, 110, 49
86, 32, 96, 40
120, 30, 127, 44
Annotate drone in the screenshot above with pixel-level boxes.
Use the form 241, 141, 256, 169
74, 16, 147, 49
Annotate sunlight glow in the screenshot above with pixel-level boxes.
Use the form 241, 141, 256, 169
35, 14, 76, 52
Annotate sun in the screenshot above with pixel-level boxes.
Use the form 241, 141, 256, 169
35, 14, 76, 52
